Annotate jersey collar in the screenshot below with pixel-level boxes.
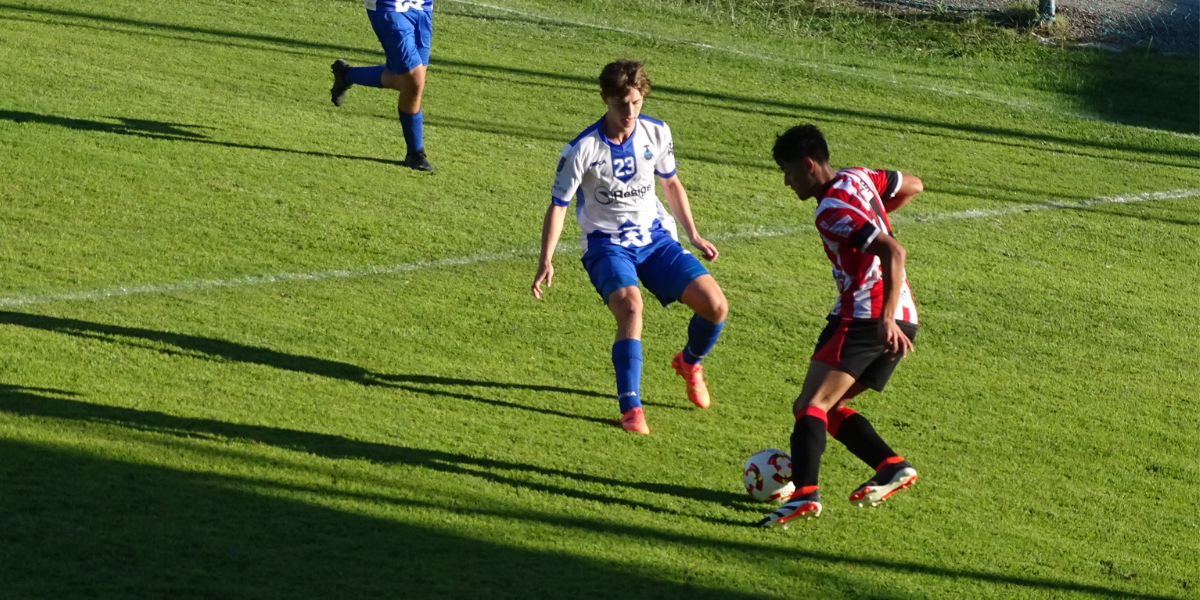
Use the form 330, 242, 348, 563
600, 116, 638, 151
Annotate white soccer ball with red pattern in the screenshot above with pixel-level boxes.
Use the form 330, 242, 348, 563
742, 448, 795, 503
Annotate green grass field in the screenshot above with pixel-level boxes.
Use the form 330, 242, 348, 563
0, 0, 1197, 597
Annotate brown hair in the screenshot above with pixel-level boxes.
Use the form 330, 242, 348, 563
598, 60, 651, 98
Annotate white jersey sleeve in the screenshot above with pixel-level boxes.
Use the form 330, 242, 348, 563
651, 122, 677, 178
550, 143, 584, 207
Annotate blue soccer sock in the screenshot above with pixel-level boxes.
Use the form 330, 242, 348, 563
345, 65, 386, 87
681, 314, 725, 365
398, 109, 424, 153
612, 339, 643, 413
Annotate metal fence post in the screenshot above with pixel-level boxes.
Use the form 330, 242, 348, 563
1039, 0, 1056, 22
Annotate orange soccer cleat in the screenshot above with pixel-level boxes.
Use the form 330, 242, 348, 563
619, 406, 650, 435
671, 352, 711, 409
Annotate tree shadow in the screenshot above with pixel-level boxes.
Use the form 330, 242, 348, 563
0, 311, 622, 427
303, 477, 1189, 600
429, 58, 1197, 166
0, 110, 406, 166
4, 2, 1194, 148
0, 3, 374, 57
0, 431, 774, 599
444, 2, 1199, 135
0, 395, 1182, 599
0, 384, 749, 525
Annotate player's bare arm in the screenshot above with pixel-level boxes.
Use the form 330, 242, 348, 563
863, 233, 913, 357
882, 173, 923, 213
660, 174, 718, 261
532, 203, 568, 299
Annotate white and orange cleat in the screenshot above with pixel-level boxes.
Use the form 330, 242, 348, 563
619, 406, 650, 435
757, 487, 822, 528
671, 352, 711, 409
849, 459, 917, 507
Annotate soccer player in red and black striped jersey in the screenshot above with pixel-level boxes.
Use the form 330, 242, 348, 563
758, 124, 924, 528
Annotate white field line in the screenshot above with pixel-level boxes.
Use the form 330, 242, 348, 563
0, 189, 1194, 308
444, 0, 1200, 141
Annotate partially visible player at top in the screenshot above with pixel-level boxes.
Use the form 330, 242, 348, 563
330, 0, 434, 172
757, 124, 924, 528
532, 60, 729, 435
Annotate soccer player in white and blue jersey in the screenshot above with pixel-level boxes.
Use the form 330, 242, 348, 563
329, 0, 434, 172
531, 60, 729, 435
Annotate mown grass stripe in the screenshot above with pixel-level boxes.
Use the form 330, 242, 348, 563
0, 189, 1194, 308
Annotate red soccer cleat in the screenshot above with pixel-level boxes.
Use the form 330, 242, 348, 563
619, 406, 650, 435
671, 352, 711, 409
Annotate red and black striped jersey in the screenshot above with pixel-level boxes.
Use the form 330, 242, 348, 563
813, 167, 918, 324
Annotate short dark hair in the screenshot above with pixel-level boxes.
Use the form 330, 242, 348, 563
773, 124, 830, 167
599, 60, 651, 98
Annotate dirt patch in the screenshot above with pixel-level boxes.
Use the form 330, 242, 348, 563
864, 0, 1198, 52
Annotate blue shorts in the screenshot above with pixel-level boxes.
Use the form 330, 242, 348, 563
581, 235, 709, 307
367, 9, 432, 74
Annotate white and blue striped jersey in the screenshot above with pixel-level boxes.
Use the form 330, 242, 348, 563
551, 115, 679, 252
363, 0, 432, 11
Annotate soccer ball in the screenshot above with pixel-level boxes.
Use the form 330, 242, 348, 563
742, 448, 795, 503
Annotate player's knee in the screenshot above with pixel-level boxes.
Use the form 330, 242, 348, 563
796, 391, 838, 413
608, 288, 642, 317
791, 397, 806, 416
620, 296, 644, 318
708, 292, 728, 323
407, 66, 426, 88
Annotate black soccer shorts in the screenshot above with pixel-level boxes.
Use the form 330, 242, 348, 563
811, 316, 918, 392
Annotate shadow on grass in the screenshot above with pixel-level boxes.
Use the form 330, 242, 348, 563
0, 387, 1183, 599
427, 58, 1197, 166
0, 311, 624, 426
439, 3, 1200, 136
0, 384, 749, 525
0, 110, 406, 166
0, 429, 770, 598
2, 2, 1195, 154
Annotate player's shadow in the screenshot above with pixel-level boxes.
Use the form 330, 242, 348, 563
0, 384, 748, 524
0, 311, 619, 427
0, 110, 405, 167
375, 373, 607, 398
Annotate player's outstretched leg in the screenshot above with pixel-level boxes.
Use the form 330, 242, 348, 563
758, 405, 828, 527
340, 64, 386, 91
828, 407, 917, 506
674, 275, 727, 409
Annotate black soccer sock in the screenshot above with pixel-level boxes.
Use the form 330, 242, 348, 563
827, 407, 898, 471
790, 406, 828, 489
